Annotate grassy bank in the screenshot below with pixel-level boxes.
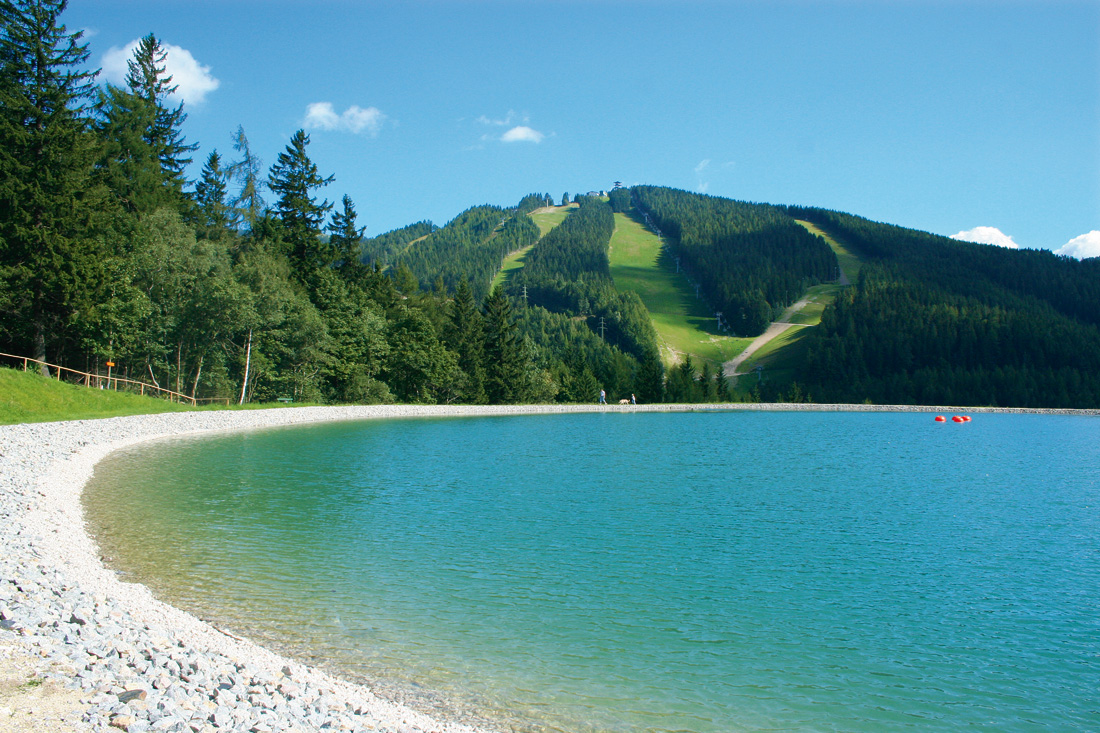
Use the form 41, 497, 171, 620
0, 367, 200, 425
795, 219, 861, 283
0, 367, 306, 425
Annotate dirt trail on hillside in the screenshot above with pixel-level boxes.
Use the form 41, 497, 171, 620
722, 295, 812, 377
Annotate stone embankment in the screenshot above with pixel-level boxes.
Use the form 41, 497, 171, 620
1, 403, 1096, 732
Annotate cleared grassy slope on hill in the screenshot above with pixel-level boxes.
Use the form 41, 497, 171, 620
490, 205, 577, 290
734, 221, 862, 386
529, 204, 577, 237
608, 212, 750, 369
795, 219, 861, 284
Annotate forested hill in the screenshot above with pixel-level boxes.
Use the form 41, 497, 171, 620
787, 209, 1100, 407
3, 3, 1097, 409
633, 186, 836, 336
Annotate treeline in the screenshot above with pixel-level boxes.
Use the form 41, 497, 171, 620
633, 186, 837, 335
791, 209, 1100, 407
386, 202, 539, 302
359, 220, 435, 267
788, 208, 1100, 327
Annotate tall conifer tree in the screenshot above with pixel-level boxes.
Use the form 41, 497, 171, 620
194, 150, 233, 238
483, 286, 525, 403
125, 33, 196, 194
0, 0, 104, 366
327, 194, 365, 277
268, 129, 333, 272
446, 280, 487, 403
229, 125, 266, 230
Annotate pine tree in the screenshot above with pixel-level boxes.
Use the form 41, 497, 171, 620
483, 285, 525, 403
0, 0, 105, 367
124, 34, 196, 195
268, 129, 334, 272
392, 262, 419, 295
95, 83, 165, 213
445, 280, 487, 403
194, 150, 233, 238
714, 364, 730, 402
700, 361, 716, 402
327, 194, 365, 277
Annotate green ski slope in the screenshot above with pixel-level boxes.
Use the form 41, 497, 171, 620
608, 212, 750, 369
490, 204, 577, 290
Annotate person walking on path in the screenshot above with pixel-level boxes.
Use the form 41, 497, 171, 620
599, 389, 606, 405
631, 393, 636, 405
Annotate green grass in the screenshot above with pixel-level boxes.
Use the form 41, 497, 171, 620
491, 242, 536, 290
491, 205, 576, 290
732, 222, 864, 390
785, 282, 843, 325
734, 325, 814, 389
529, 204, 576, 237
795, 219, 861, 283
0, 366, 201, 425
748, 324, 813, 370
0, 366, 312, 425
608, 212, 751, 369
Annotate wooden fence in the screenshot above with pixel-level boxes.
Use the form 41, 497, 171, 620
1, 352, 199, 406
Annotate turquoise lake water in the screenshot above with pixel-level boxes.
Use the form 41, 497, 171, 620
85, 411, 1100, 732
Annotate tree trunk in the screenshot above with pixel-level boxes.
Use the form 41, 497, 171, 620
190, 352, 204, 398
238, 328, 252, 405
33, 316, 48, 376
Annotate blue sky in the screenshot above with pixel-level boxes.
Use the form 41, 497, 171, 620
65, 0, 1099, 256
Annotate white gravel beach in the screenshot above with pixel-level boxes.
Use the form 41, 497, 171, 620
2, 402, 1096, 732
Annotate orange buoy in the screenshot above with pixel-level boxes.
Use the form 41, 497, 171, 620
952, 416, 964, 423
962, 416, 971, 422
935, 415, 946, 422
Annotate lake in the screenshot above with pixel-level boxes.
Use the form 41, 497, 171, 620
84, 410, 1100, 732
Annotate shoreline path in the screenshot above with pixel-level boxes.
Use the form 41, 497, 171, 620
2, 403, 1095, 732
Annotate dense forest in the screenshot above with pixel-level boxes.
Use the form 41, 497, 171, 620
788, 209, 1100, 407
633, 186, 837, 336
0, 2, 659, 406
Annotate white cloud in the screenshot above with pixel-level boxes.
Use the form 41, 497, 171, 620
694, 159, 711, 174
101, 39, 219, 106
477, 110, 523, 127
500, 125, 544, 143
1054, 230, 1100, 259
305, 102, 387, 136
950, 226, 1019, 249
696, 182, 710, 193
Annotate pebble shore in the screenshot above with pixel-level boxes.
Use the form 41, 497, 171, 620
2, 402, 1096, 732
